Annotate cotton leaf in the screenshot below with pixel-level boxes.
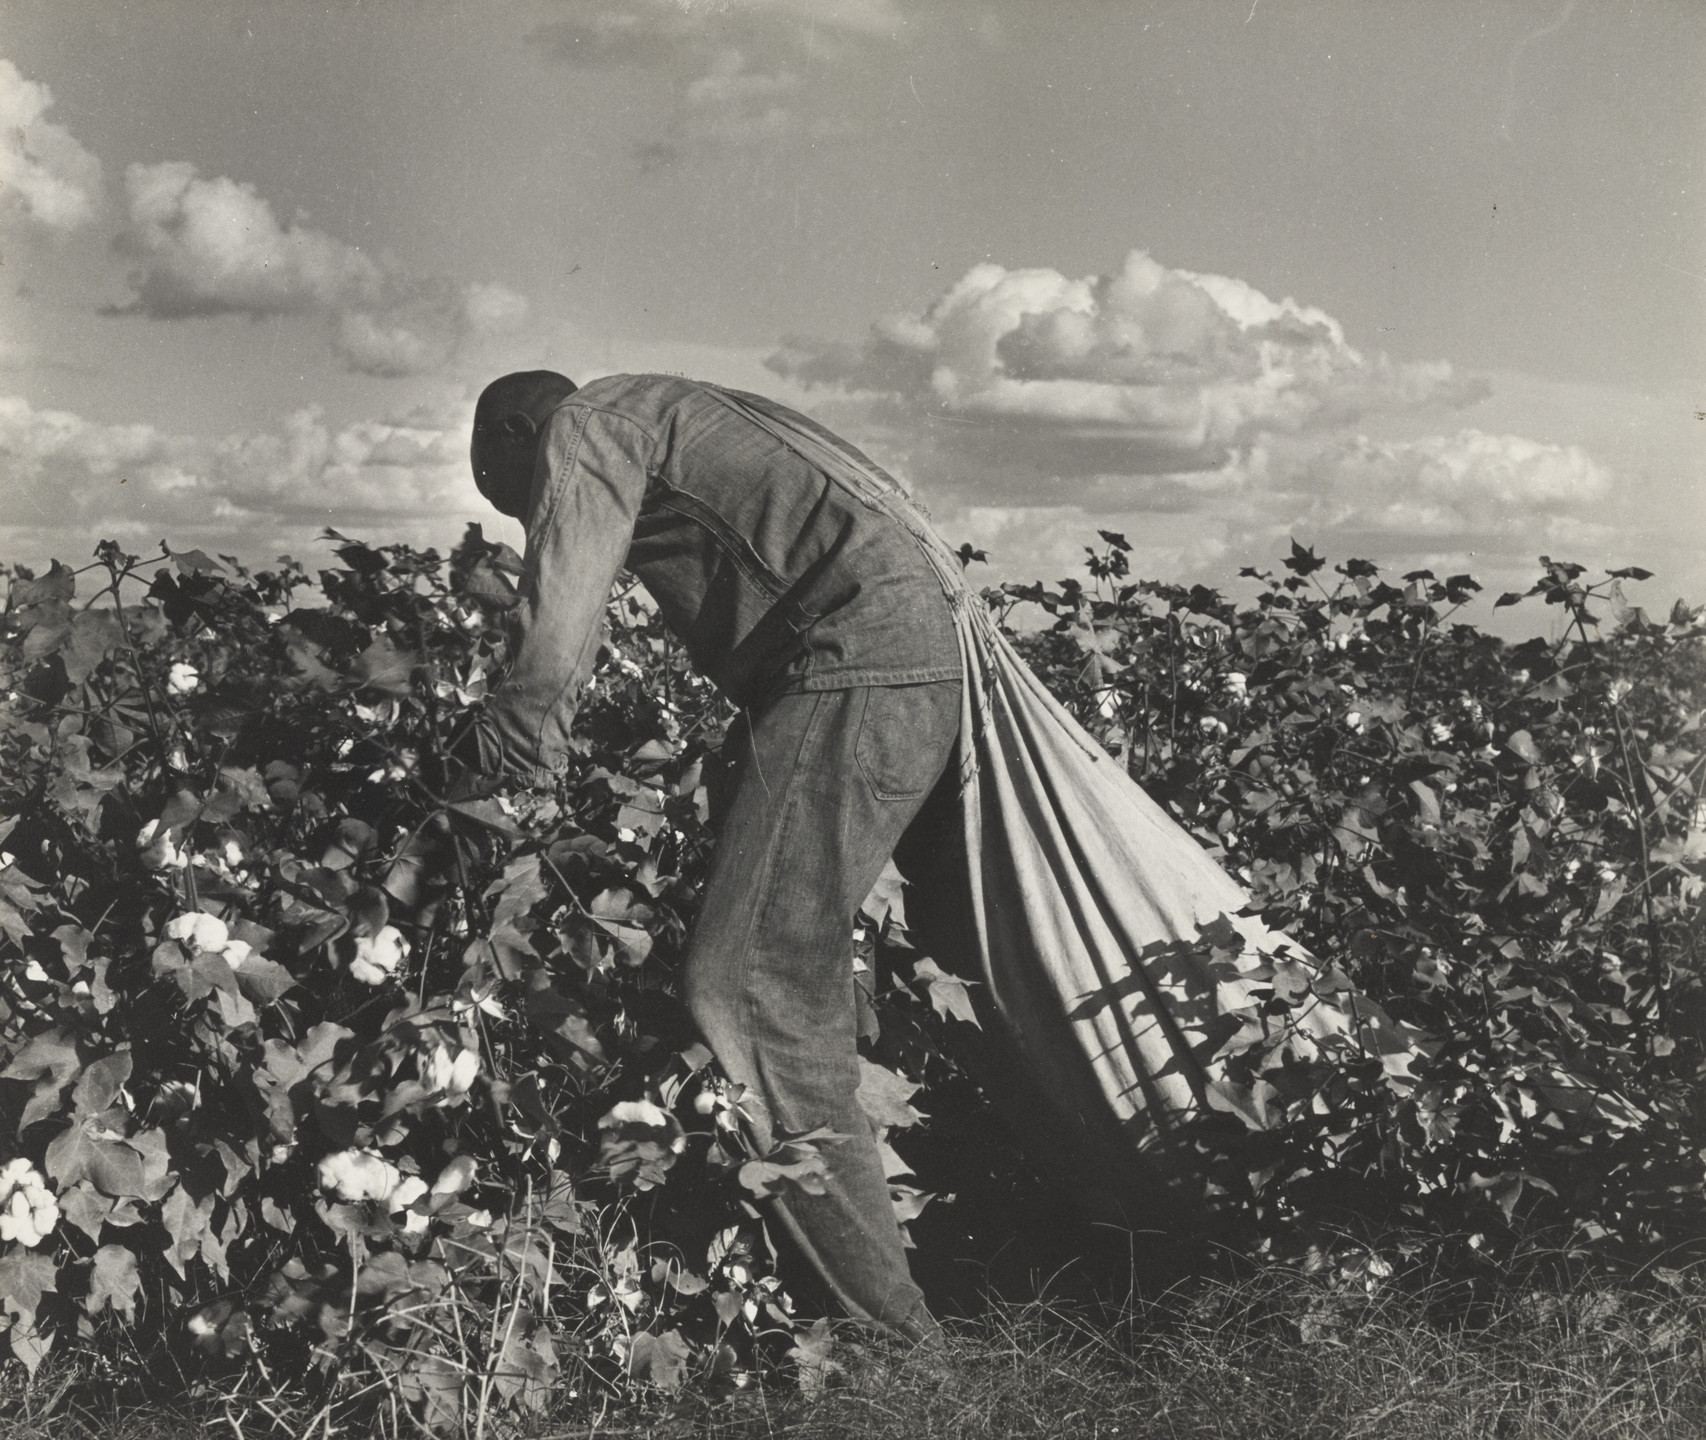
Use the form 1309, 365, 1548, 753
888, 1182, 934, 1224
1506, 729, 1541, 763
912, 956, 979, 1026
85, 1244, 142, 1321
858, 860, 908, 931
233, 955, 298, 1006
787, 1317, 842, 1397
855, 1058, 925, 1130
4, 1028, 83, 1129
627, 1328, 691, 1391
0, 1249, 57, 1326
46, 1121, 149, 1198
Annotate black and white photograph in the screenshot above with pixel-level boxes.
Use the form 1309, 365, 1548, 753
1, 4, 1702, 1436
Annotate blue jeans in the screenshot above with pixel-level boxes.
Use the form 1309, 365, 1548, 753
684, 679, 962, 1343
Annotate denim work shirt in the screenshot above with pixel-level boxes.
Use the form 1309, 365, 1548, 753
479, 374, 961, 784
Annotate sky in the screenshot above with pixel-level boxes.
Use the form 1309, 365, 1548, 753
1, 0, 1701, 632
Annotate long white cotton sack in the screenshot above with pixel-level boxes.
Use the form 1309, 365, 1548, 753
703, 384, 1421, 1200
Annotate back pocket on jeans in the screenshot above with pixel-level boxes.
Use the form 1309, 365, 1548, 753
855, 683, 958, 801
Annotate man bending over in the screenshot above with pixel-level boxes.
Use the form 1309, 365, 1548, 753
465, 370, 961, 1346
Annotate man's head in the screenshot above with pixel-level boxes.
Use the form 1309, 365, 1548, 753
470, 370, 578, 518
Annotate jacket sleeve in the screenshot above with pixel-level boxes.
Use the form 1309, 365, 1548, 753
474, 404, 651, 785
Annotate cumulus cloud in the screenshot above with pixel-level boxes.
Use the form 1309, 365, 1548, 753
753, 248, 1638, 603
925, 428, 1619, 609
1314, 430, 1611, 513
769, 250, 1488, 478
0, 391, 518, 569
529, 0, 900, 148
1243, 429, 1614, 550
0, 57, 103, 232
107, 162, 529, 377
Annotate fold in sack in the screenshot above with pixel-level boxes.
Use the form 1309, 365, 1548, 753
704, 384, 1429, 1210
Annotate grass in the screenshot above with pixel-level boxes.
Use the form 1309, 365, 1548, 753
4, 1260, 1703, 1440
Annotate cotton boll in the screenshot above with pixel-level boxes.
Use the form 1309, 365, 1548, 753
166, 662, 200, 696
137, 819, 189, 871
348, 955, 385, 985
165, 911, 230, 955
431, 1155, 478, 1196
387, 1175, 429, 1212
448, 1047, 479, 1094
1, 1190, 39, 1245
317, 1149, 402, 1203
422, 1044, 455, 1093
602, 1099, 671, 1129
0, 1160, 59, 1247
220, 939, 254, 970
349, 925, 408, 985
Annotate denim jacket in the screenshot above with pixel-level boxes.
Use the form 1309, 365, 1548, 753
479, 374, 960, 783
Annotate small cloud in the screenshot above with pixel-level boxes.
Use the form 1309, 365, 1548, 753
685, 46, 800, 107
530, 0, 898, 67
0, 390, 517, 569
530, 0, 899, 153
328, 277, 530, 379
1251, 429, 1613, 548
462, 281, 531, 332
111, 162, 380, 319
332, 308, 456, 380
529, 1, 703, 67
106, 161, 528, 377
0, 57, 103, 232
1321, 430, 1612, 512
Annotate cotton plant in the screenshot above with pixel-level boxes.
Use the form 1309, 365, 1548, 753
3, 526, 1699, 1424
